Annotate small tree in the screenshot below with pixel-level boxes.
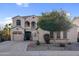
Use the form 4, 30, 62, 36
2, 23, 12, 41
37, 10, 73, 44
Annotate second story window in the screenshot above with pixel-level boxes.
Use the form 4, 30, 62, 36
16, 20, 21, 26
31, 21, 36, 28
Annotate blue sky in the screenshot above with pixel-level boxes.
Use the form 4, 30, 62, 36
0, 3, 79, 27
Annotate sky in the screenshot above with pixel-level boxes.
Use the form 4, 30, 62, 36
0, 3, 79, 27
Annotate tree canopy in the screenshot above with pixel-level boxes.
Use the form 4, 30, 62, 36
37, 10, 73, 31
0, 23, 12, 41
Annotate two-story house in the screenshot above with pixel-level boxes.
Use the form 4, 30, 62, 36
11, 15, 78, 43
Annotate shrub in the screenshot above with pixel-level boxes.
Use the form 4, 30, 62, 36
59, 43, 65, 47
36, 40, 40, 45
67, 42, 71, 45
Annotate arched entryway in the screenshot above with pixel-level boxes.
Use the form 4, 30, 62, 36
24, 31, 31, 41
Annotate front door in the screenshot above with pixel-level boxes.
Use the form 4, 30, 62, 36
24, 31, 31, 41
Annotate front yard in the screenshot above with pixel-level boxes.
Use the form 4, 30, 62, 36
27, 42, 79, 51
0, 41, 79, 56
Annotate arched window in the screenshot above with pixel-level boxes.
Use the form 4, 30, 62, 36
31, 21, 36, 28
25, 21, 30, 27
16, 20, 21, 26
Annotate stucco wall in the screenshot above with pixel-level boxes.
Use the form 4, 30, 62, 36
12, 16, 38, 41
37, 28, 49, 43
67, 26, 78, 43
12, 16, 25, 28
36, 27, 78, 43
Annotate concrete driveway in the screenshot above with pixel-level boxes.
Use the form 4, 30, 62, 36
1, 41, 79, 56
0, 41, 30, 56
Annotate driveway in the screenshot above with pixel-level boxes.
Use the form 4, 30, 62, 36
0, 41, 30, 56
1, 41, 79, 56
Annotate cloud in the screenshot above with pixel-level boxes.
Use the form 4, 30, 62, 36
0, 17, 12, 27
66, 13, 71, 16
16, 3, 29, 7
16, 3, 23, 5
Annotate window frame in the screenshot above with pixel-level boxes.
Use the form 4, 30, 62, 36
63, 31, 67, 39
57, 32, 60, 39
50, 32, 54, 38
16, 20, 21, 26
31, 21, 36, 28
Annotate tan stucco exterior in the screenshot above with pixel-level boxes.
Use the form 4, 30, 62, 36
11, 15, 78, 43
